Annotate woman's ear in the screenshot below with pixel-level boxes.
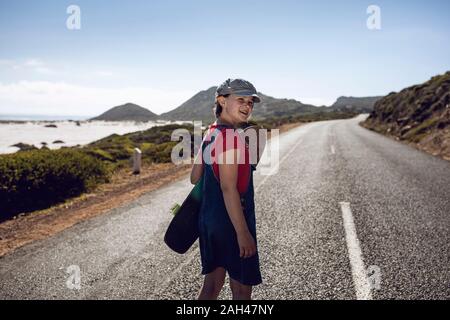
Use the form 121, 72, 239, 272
217, 96, 226, 108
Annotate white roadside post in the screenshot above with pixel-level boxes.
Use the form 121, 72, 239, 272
133, 148, 142, 175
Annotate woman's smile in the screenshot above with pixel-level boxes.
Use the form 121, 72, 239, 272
239, 108, 250, 118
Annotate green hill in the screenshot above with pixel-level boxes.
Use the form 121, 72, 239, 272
330, 96, 382, 113
91, 103, 158, 121
363, 71, 450, 160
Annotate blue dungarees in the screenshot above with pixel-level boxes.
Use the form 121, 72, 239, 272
198, 125, 262, 286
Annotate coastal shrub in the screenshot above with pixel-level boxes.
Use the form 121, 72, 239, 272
0, 148, 110, 220
142, 141, 178, 163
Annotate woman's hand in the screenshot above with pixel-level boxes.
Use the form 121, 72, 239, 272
237, 230, 256, 258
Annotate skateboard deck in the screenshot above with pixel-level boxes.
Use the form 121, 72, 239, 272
164, 177, 203, 254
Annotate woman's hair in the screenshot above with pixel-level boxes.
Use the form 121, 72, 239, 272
213, 94, 230, 118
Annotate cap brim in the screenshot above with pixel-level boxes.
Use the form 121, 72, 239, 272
233, 90, 261, 103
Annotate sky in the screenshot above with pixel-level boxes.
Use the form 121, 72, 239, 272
0, 0, 449, 117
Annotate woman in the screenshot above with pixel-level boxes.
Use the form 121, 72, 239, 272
190, 78, 262, 300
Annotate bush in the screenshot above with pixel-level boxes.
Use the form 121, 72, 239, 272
142, 141, 178, 163
0, 148, 110, 220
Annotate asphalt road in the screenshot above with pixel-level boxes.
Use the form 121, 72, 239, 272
1, 115, 449, 300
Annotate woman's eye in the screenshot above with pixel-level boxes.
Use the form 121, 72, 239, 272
236, 98, 253, 107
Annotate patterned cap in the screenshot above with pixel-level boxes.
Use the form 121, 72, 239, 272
215, 78, 261, 103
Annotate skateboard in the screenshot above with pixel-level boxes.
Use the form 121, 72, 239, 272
164, 177, 203, 254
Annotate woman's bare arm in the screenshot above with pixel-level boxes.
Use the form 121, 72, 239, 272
219, 148, 256, 258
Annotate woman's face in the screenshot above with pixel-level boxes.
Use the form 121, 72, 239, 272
219, 94, 254, 124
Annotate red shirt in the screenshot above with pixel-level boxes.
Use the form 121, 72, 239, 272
204, 124, 251, 195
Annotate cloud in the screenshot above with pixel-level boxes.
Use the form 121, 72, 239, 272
0, 81, 195, 116
0, 59, 14, 66
23, 59, 44, 67
92, 70, 114, 77
35, 67, 55, 75
1, 58, 116, 77
0, 58, 56, 75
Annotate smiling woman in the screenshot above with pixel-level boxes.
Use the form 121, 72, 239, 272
190, 78, 263, 300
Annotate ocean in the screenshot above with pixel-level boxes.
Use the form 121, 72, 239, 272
0, 114, 89, 121
0, 116, 179, 154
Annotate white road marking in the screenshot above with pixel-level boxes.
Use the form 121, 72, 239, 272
339, 201, 372, 300
331, 145, 335, 154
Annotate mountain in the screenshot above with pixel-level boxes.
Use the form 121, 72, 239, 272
159, 87, 328, 123
93, 90, 382, 124
363, 71, 450, 160
159, 87, 217, 123
330, 96, 382, 113
91, 103, 158, 121
251, 93, 325, 119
